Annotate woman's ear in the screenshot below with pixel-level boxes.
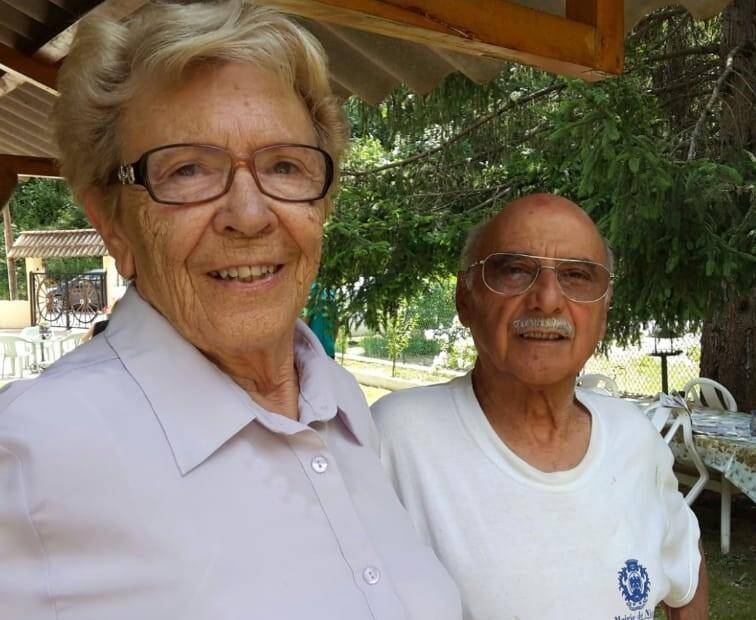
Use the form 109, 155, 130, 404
83, 187, 136, 280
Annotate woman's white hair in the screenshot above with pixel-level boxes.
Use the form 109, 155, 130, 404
53, 0, 348, 213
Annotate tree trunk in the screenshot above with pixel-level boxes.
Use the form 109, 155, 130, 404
719, 0, 755, 158
700, 289, 755, 411
698, 0, 756, 411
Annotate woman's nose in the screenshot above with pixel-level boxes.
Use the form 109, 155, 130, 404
211, 164, 277, 237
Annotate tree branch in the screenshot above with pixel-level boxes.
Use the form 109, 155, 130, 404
342, 83, 565, 178
644, 43, 720, 63
688, 43, 749, 161
630, 7, 688, 41
650, 63, 719, 94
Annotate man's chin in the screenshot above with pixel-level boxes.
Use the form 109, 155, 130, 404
507, 366, 579, 391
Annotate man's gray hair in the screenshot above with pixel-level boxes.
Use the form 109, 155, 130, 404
459, 218, 490, 273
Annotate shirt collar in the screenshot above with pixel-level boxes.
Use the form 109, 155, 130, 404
105, 286, 366, 476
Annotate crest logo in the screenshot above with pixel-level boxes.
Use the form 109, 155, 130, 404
617, 559, 651, 611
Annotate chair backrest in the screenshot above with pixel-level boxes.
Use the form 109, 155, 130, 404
20, 326, 39, 340
682, 377, 737, 412
644, 403, 672, 432
576, 373, 619, 396
0, 335, 28, 357
62, 332, 84, 351
642, 400, 709, 506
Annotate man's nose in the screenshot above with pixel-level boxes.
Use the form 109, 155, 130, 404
212, 164, 277, 237
525, 266, 565, 313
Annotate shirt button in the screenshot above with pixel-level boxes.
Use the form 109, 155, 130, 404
311, 455, 329, 474
362, 566, 381, 585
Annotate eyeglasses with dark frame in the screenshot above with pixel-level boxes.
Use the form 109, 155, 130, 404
115, 143, 334, 206
464, 252, 614, 303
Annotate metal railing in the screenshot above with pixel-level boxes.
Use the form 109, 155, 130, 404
30, 271, 107, 329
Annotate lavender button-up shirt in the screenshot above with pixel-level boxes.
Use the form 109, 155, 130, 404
0, 287, 460, 620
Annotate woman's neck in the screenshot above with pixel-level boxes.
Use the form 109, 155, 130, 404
207, 334, 301, 420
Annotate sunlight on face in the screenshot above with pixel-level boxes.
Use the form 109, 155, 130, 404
458, 198, 609, 388
110, 63, 325, 361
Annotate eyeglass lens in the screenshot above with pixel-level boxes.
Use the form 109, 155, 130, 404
145, 145, 329, 203
482, 253, 610, 302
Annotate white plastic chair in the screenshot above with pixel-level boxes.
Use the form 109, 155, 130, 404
682, 377, 738, 412
0, 335, 32, 378
644, 401, 709, 506
58, 331, 84, 357
681, 378, 739, 554
576, 373, 619, 396
18, 326, 57, 368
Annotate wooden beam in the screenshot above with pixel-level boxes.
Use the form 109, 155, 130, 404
261, 0, 619, 79
0, 43, 58, 96
566, 0, 624, 74
566, 0, 597, 25
2, 203, 18, 300
595, 0, 624, 75
1, 168, 19, 300
0, 155, 60, 178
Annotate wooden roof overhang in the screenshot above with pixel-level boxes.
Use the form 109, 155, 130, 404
7, 229, 107, 259
0, 0, 734, 180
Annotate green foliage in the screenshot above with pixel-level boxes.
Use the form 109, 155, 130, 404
1, 179, 91, 299
361, 333, 388, 358
318, 12, 755, 345
382, 301, 418, 376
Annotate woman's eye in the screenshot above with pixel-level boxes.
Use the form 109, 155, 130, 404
171, 163, 203, 178
272, 160, 300, 175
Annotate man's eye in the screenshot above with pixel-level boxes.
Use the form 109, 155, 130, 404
563, 269, 592, 281
502, 264, 532, 276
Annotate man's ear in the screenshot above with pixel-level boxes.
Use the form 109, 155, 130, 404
455, 273, 472, 328
598, 285, 613, 341
83, 187, 136, 280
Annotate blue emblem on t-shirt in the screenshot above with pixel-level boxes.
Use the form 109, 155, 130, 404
618, 559, 651, 610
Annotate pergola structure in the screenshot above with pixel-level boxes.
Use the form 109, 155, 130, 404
0, 0, 733, 298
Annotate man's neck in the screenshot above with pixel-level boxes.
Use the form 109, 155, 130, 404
471, 363, 592, 472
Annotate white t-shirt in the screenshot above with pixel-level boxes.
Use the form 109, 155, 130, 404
372, 373, 701, 620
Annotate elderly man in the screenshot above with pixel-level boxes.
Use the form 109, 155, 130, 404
373, 194, 708, 619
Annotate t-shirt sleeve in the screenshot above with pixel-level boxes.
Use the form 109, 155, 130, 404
654, 434, 702, 607
0, 445, 57, 619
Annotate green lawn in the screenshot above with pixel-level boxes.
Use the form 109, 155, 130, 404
360, 384, 391, 405
343, 358, 455, 384
694, 494, 755, 619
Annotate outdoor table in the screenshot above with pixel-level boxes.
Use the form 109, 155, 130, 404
669, 409, 755, 504
634, 401, 754, 553
20, 329, 70, 370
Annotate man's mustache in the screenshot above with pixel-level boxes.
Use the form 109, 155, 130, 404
511, 316, 575, 339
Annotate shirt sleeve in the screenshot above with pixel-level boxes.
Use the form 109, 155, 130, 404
654, 435, 702, 607
0, 445, 57, 619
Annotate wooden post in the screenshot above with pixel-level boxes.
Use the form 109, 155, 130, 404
2, 203, 15, 299
0, 168, 19, 300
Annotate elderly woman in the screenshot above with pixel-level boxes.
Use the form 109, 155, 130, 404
0, 2, 460, 619
374, 194, 708, 619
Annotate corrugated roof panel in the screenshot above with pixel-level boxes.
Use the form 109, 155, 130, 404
0, 0, 736, 161
8, 228, 107, 258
